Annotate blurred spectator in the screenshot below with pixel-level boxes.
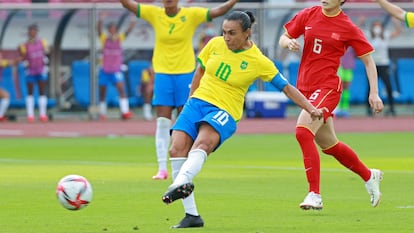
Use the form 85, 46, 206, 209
140, 64, 154, 121
363, 17, 402, 116
97, 12, 135, 120
198, 22, 217, 53
18, 23, 50, 122
0, 52, 13, 122
336, 47, 356, 118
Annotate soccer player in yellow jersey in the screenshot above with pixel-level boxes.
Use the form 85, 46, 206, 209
159, 11, 325, 228
120, 0, 238, 181
374, 0, 414, 28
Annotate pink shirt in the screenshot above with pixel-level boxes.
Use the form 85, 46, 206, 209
21, 39, 47, 75
100, 34, 125, 73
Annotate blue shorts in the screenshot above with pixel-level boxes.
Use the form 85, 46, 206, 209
98, 69, 124, 86
26, 73, 48, 83
171, 98, 237, 150
152, 72, 193, 107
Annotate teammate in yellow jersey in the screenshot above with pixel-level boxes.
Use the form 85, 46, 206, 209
120, 0, 238, 181
374, 0, 414, 28
160, 11, 325, 228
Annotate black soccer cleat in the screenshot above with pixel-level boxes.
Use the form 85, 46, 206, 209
171, 213, 204, 228
162, 182, 194, 204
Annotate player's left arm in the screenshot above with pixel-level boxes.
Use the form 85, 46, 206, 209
42, 39, 50, 55
209, 0, 238, 19
267, 71, 323, 120
359, 54, 384, 113
41, 39, 51, 66
282, 83, 324, 120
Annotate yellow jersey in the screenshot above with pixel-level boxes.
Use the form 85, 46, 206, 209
141, 68, 152, 83
194, 37, 281, 121
99, 33, 126, 45
19, 39, 48, 55
0, 59, 9, 68
406, 12, 414, 28
138, 4, 209, 74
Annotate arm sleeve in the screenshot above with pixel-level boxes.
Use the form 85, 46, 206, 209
270, 73, 289, 91
0, 60, 9, 67
197, 37, 215, 69
19, 44, 26, 56
192, 7, 210, 24
41, 39, 48, 49
348, 27, 374, 57
284, 8, 307, 39
138, 4, 158, 22
406, 12, 414, 28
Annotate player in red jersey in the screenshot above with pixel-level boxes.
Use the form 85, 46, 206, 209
279, 0, 384, 210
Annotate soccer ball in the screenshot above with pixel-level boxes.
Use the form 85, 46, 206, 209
56, 174, 93, 210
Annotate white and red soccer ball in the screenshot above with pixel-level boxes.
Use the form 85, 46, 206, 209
56, 174, 93, 210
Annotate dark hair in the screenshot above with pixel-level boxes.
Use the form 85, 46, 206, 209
106, 22, 117, 29
370, 20, 385, 40
341, 0, 346, 6
28, 23, 38, 31
225, 11, 255, 32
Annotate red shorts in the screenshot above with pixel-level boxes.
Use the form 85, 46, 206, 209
301, 88, 340, 121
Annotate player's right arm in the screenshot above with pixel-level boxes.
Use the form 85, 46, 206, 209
97, 12, 106, 36
279, 33, 301, 52
120, 0, 139, 15
189, 64, 204, 97
17, 44, 27, 63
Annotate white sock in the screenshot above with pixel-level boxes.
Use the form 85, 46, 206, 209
171, 157, 199, 216
0, 98, 10, 117
26, 95, 34, 117
38, 95, 47, 116
143, 103, 152, 119
155, 117, 171, 171
172, 149, 207, 186
99, 102, 107, 116
119, 98, 129, 113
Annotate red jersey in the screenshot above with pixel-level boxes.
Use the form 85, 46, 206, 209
284, 6, 374, 92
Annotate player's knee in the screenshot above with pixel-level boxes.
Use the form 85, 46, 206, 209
169, 146, 179, 158
195, 144, 210, 153
295, 127, 314, 142
169, 145, 188, 158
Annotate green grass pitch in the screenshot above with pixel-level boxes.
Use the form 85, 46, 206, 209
1, 132, 414, 233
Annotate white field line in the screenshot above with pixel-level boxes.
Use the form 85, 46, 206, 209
0, 129, 24, 136
1, 158, 414, 175
48, 131, 82, 137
